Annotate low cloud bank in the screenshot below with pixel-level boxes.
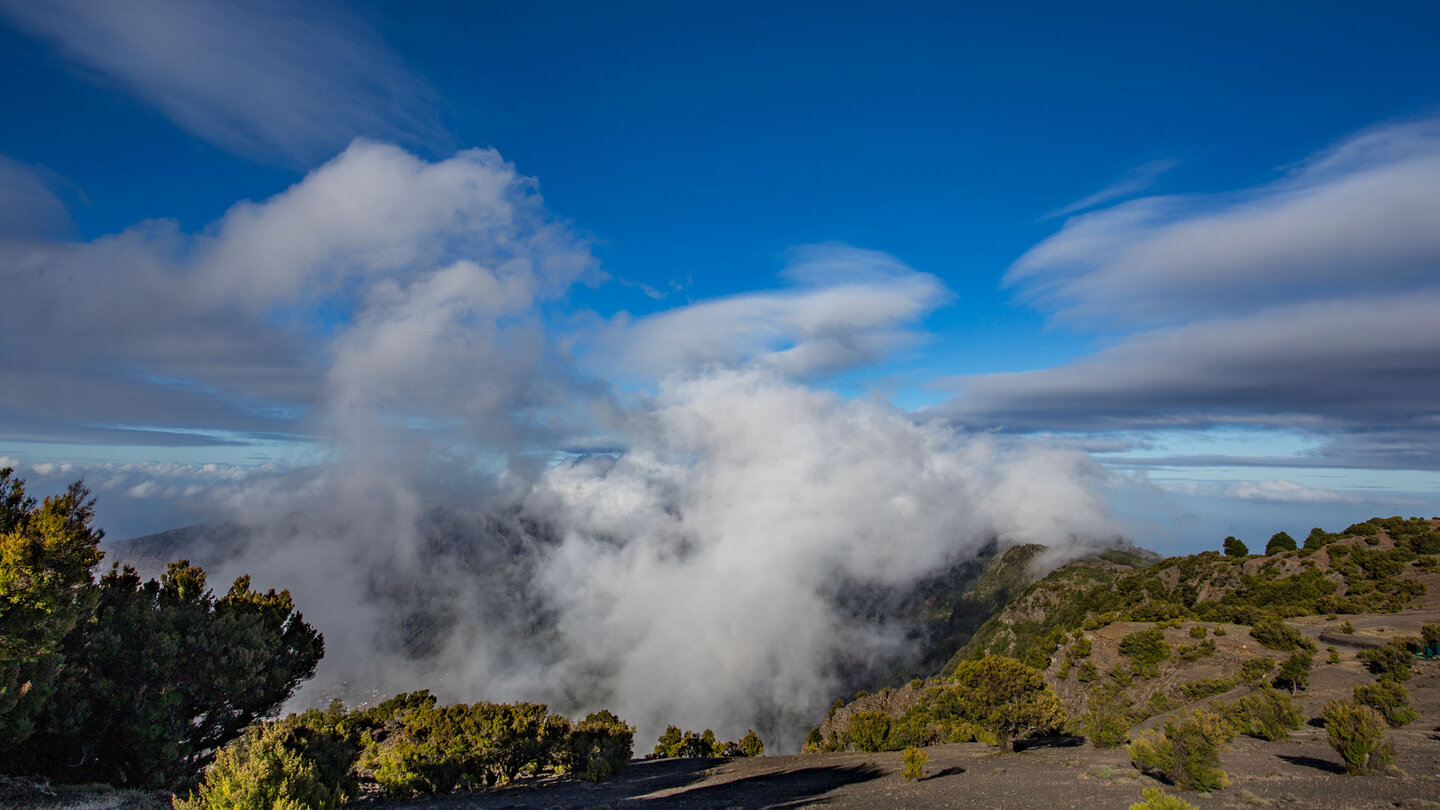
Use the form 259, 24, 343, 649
0, 141, 1119, 747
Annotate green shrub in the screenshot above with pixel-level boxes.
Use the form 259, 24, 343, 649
1130, 787, 1198, 810
1222, 536, 1248, 557
1179, 676, 1237, 701
901, 746, 927, 781
945, 656, 1066, 752
1119, 627, 1170, 677
1188, 625, 1208, 639
1212, 625, 1227, 637
1076, 661, 1099, 682
1078, 683, 1132, 748
1339, 620, 1355, 634
174, 718, 352, 810
1240, 657, 1276, 684
1176, 638, 1216, 662
1226, 688, 1303, 741
564, 710, 635, 781
1422, 623, 1440, 647
1353, 682, 1418, 727
1127, 710, 1235, 792
739, 729, 764, 757
1321, 700, 1392, 775
847, 711, 893, 753
1249, 616, 1311, 651
1358, 640, 1415, 682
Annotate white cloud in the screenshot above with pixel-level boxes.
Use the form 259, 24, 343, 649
591, 243, 949, 379
1157, 478, 1425, 506
0, 0, 441, 164
1009, 118, 1440, 327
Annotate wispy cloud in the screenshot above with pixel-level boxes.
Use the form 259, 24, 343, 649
1156, 478, 1427, 507
939, 117, 1440, 471
589, 244, 950, 379
0, 0, 444, 164
0, 155, 73, 239
1042, 158, 1176, 220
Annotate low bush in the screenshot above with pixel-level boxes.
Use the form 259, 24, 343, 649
1321, 700, 1392, 775
1176, 638, 1216, 662
1358, 640, 1415, 682
1249, 616, 1312, 651
563, 711, 634, 781
846, 711, 893, 753
1179, 676, 1238, 702
901, 746, 927, 781
1127, 710, 1235, 792
1353, 682, 1418, 727
1119, 627, 1170, 677
1225, 688, 1303, 741
1240, 657, 1276, 684
1130, 787, 1197, 810
1078, 683, 1132, 748
174, 717, 353, 810
1188, 625, 1208, 639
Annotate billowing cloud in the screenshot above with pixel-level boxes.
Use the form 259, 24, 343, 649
940, 117, 1440, 471
0, 0, 442, 163
0, 141, 593, 448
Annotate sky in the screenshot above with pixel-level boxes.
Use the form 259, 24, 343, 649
2, 0, 1439, 554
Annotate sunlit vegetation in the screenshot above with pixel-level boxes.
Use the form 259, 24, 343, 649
1127, 709, 1236, 792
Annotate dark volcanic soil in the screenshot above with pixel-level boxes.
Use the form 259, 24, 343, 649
357, 714, 1440, 809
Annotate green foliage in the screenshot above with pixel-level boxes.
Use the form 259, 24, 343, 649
1339, 620, 1355, 634
945, 656, 1065, 752
1225, 688, 1303, 741
1240, 657, 1276, 685
1273, 650, 1314, 694
1304, 528, 1335, 550
1075, 660, 1099, 682
1321, 700, 1392, 775
1188, 625, 1207, 639
0, 472, 104, 749
1249, 616, 1312, 651
1130, 787, 1198, 810
562, 710, 634, 781
901, 746, 927, 781
1358, 640, 1415, 682
1078, 683, 1132, 748
1353, 682, 1417, 727
1179, 676, 1237, 702
1221, 536, 1248, 557
174, 712, 356, 810
846, 711, 893, 753
15, 561, 324, 787
1136, 692, 1180, 722
1265, 532, 1297, 555
1127, 710, 1235, 792
1118, 627, 1169, 677
739, 729, 763, 757
1175, 638, 1215, 662
1422, 623, 1440, 647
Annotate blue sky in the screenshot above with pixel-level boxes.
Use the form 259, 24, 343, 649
2, 0, 1439, 551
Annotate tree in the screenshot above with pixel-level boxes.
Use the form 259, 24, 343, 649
15, 561, 324, 786
946, 656, 1065, 752
0, 471, 104, 750
1273, 651, 1314, 695
1265, 532, 1297, 555
1303, 528, 1332, 550
1222, 536, 1248, 557
739, 729, 763, 757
